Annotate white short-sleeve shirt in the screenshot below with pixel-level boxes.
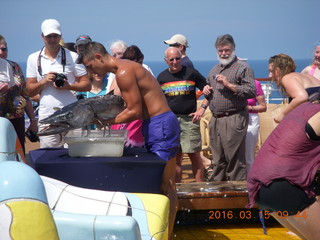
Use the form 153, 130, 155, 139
26, 47, 87, 119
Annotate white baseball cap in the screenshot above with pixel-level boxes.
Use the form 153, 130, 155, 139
164, 34, 189, 47
41, 19, 61, 36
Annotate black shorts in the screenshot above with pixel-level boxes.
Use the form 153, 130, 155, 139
256, 178, 320, 216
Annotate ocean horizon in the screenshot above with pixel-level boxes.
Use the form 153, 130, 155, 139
18, 58, 311, 79
18, 58, 311, 104
145, 58, 311, 79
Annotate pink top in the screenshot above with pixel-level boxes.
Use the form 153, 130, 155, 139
247, 80, 264, 114
247, 102, 320, 208
310, 64, 317, 76
111, 120, 145, 148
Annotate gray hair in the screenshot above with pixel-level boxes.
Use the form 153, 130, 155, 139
109, 40, 128, 52
215, 34, 235, 49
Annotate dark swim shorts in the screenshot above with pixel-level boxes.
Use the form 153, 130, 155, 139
256, 179, 318, 216
142, 111, 180, 161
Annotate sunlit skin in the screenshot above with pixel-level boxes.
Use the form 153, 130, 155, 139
89, 73, 105, 94
0, 83, 9, 94
313, 46, 320, 67
269, 62, 320, 123
112, 47, 125, 59
82, 54, 171, 123
217, 45, 232, 59
165, 47, 182, 73
268, 63, 281, 84
0, 42, 8, 59
43, 34, 61, 52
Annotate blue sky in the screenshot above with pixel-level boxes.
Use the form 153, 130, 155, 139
2, 0, 319, 63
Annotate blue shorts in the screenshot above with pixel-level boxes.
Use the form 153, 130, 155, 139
142, 111, 180, 161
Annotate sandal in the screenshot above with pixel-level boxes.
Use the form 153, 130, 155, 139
204, 165, 214, 181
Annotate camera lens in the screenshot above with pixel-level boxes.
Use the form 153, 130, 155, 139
54, 73, 66, 88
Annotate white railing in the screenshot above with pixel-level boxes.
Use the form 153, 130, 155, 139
258, 78, 285, 104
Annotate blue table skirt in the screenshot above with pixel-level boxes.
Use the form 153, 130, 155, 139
29, 148, 166, 194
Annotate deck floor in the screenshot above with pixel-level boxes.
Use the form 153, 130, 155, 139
174, 157, 301, 239
25, 141, 300, 239
173, 222, 300, 240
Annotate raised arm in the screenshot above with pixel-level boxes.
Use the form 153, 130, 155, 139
274, 75, 308, 123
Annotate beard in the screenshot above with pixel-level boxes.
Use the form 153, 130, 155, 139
217, 51, 236, 66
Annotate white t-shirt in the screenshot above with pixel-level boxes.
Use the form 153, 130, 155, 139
143, 63, 154, 76
106, 73, 115, 93
26, 47, 87, 119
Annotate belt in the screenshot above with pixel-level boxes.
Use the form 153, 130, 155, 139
212, 110, 242, 118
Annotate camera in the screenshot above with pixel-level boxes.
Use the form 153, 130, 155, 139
53, 73, 67, 88
26, 129, 39, 142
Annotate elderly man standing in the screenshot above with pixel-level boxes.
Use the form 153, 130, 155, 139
26, 19, 91, 148
158, 47, 209, 182
203, 34, 256, 181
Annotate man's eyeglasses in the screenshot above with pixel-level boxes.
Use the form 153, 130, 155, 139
169, 44, 181, 47
168, 57, 181, 62
0, 48, 7, 52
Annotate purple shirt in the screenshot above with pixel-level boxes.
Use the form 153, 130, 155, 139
247, 102, 320, 208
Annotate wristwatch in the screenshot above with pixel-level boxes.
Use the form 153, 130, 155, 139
201, 104, 208, 109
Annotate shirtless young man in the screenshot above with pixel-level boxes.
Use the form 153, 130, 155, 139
77, 42, 180, 239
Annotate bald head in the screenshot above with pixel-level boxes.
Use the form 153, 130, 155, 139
164, 47, 182, 73
165, 47, 182, 59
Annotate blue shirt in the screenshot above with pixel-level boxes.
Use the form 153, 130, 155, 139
77, 75, 109, 99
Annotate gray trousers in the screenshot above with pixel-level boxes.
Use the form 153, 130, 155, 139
209, 110, 248, 181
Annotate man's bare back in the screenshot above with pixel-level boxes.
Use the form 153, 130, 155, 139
111, 59, 171, 123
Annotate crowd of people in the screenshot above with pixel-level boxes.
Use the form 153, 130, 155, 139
1, 18, 320, 239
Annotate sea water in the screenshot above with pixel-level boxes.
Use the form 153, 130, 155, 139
146, 59, 311, 78
18, 58, 311, 104
146, 58, 311, 104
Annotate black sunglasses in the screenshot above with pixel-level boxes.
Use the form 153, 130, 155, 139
0, 47, 7, 51
168, 57, 181, 62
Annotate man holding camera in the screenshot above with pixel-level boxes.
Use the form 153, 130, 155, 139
26, 19, 91, 148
